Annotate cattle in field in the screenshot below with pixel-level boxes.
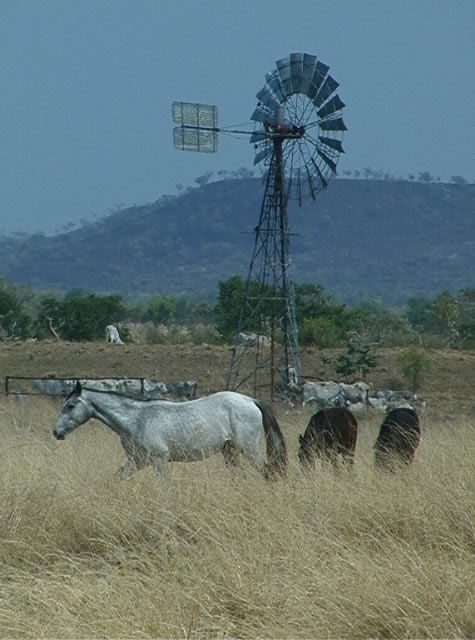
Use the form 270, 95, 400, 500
374, 407, 421, 470
105, 324, 124, 344
298, 407, 358, 467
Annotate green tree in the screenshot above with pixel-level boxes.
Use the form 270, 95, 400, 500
143, 296, 176, 326
299, 316, 340, 348
214, 276, 247, 339
406, 296, 432, 330
36, 290, 127, 341
428, 291, 460, 347
418, 171, 434, 183
214, 276, 274, 340
35, 294, 64, 339
295, 283, 366, 346
450, 175, 467, 185
0, 279, 31, 339
194, 171, 214, 187
457, 288, 475, 347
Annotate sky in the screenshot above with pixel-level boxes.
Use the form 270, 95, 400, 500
1, 0, 474, 235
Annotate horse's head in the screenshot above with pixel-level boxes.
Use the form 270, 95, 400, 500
53, 381, 93, 440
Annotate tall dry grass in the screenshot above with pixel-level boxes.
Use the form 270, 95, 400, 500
0, 396, 473, 638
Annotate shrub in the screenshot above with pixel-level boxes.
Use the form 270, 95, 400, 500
334, 331, 378, 381
398, 347, 430, 394
300, 317, 340, 348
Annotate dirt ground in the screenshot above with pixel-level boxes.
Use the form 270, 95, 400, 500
1, 340, 474, 420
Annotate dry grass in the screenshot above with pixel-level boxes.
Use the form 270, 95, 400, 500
0, 396, 474, 639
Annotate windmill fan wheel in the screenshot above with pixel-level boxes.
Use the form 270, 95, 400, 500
250, 52, 347, 202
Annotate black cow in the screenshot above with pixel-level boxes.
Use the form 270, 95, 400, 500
374, 407, 421, 470
298, 407, 358, 467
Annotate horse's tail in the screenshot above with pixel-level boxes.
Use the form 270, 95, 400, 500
254, 400, 287, 477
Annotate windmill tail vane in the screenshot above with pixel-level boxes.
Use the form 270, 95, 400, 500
171, 52, 346, 402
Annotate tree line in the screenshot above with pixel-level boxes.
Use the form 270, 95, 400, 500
0, 277, 473, 350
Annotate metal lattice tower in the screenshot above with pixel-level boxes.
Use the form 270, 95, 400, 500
226, 131, 300, 400
172, 52, 346, 401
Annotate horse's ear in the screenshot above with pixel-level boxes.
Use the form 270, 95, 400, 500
299, 434, 303, 443
74, 380, 82, 394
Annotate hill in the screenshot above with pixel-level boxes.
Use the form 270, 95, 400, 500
1, 178, 474, 305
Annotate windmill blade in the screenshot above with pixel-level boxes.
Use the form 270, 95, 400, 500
172, 101, 218, 128
307, 60, 329, 100
317, 148, 337, 174
250, 132, 268, 143
311, 157, 329, 189
256, 87, 280, 114
285, 168, 295, 202
304, 163, 317, 201
300, 53, 317, 96
318, 136, 345, 153
317, 94, 345, 119
265, 70, 285, 102
297, 168, 303, 206
319, 117, 347, 131
313, 75, 339, 107
290, 52, 304, 94
275, 56, 293, 98
254, 146, 272, 166
251, 104, 277, 124
173, 127, 218, 153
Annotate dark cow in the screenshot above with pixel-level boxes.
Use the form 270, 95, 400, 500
374, 407, 421, 470
298, 407, 358, 467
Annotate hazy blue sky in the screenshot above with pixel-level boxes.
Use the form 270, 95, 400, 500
1, 0, 474, 234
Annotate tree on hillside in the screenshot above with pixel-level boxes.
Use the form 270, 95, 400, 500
295, 283, 352, 347
194, 172, 214, 187
0, 279, 31, 339
143, 296, 176, 326
214, 276, 274, 340
450, 175, 467, 185
214, 276, 247, 339
36, 290, 127, 341
418, 171, 434, 183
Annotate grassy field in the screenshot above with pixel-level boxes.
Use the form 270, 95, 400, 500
0, 393, 473, 638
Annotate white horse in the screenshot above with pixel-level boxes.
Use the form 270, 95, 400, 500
105, 324, 124, 344
53, 382, 287, 479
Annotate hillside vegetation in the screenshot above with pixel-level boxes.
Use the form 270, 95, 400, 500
1, 179, 474, 305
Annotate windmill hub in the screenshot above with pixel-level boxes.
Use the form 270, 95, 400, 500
262, 120, 305, 139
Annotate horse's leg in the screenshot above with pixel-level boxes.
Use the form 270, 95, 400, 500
151, 454, 171, 479
117, 459, 138, 480
117, 437, 147, 480
222, 440, 240, 467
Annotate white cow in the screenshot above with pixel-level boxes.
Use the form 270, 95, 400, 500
105, 324, 124, 344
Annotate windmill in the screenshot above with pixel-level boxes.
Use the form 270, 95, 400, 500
172, 52, 346, 401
